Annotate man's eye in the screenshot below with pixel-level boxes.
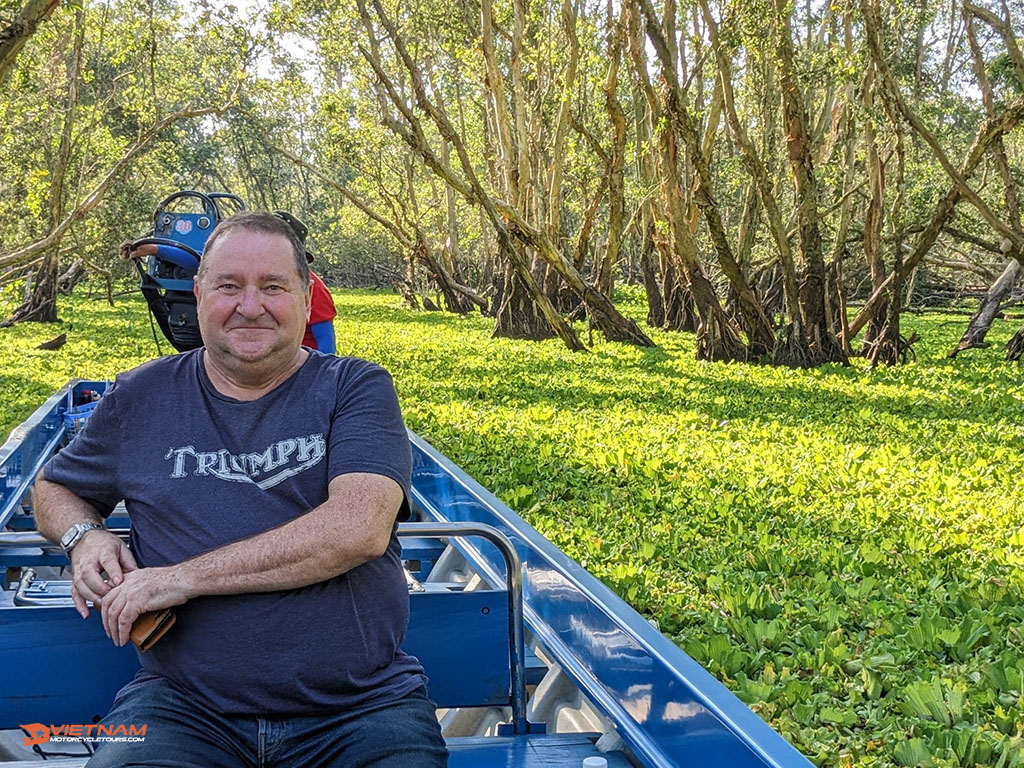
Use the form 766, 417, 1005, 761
265, 285, 284, 293
218, 283, 238, 291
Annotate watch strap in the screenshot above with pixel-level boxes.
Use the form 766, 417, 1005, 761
62, 522, 103, 553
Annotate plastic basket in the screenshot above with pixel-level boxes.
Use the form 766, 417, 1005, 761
63, 397, 99, 438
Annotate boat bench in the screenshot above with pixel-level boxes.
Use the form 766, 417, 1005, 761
0, 587, 515, 727
0, 588, 628, 766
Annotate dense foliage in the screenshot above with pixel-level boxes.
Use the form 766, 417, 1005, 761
2, 292, 1022, 767
3, 0, 1023, 358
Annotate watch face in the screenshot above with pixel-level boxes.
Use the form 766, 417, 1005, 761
61, 527, 77, 548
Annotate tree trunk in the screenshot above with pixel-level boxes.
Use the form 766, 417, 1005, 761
631, 72, 665, 330
596, 2, 627, 299
493, 250, 555, 340
6, 5, 83, 324
826, 12, 858, 352
865, 113, 907, 367
660, 259, 696, 332
846, 92, 1024, 340
415, 237, 475, 315
861, 71, 888, 352
358, 0, 649, 349
545, 0, 581, 306
0, 0, 60, 87
571, 169, 608, 276
949, 10, 1024, 359
862, 0, 1024, 253
1007, 325, 1024, 362
700, 0, 810, 362
773, 0, 848, 365
951, 260, 1021, 356
432, 86, 467, 300
734, 183, 759, 283
57, 258, 85, 295
636, 0, 774, 356
628, 0, 745, 360
639, 217, 665, 328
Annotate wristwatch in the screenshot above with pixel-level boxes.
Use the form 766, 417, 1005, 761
60, 522, 103, 554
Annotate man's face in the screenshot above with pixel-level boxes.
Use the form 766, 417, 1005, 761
195, 229, 312, 367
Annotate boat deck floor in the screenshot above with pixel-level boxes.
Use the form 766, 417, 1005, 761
2, 733, 631, 767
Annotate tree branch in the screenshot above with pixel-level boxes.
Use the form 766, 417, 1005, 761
0, 0, 61, 87
0, 89, 238, 270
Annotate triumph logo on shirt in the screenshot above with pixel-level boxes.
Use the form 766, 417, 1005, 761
164, 434, 326, 490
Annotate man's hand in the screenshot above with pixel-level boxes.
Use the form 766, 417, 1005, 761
69, 529, 137, 619
101, 567, 190, 647
120, 240, 158, 260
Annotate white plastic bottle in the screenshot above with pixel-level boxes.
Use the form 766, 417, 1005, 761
582, 758, 608, 768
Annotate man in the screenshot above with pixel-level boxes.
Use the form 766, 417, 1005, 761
302, 267, 338, 353
36, 211, 448, 767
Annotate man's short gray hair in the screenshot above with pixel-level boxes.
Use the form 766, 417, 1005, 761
199, 211, 311, 288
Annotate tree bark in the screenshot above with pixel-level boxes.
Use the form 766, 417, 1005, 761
861, 70, 887, 352
596, 2, 627, 299
359, 0, 653, 348
865, 95, 907, 368
635, 0, 773, 357
631, 72, 667, 330
493, 256, 555, 340
429, 72, 469, 305
963, 2, 1024, 88
845, 92, 1024, 341
862, 0, 1024, 253
6, 6, 83, 324
772, 0, 848, 365
949, 10, 1024, 358
639, 217, 665, 327
951, 259, 1021, 357
1007, 325, 1024, 362
825, 10, 858, 353
545, 0, 581, 302
700, 0, 807, 358
267, 133, 483, 314
0, 0, 60, 88
628, 0, 745, 360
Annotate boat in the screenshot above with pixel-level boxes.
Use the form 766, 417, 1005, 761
0, 380, 813, 767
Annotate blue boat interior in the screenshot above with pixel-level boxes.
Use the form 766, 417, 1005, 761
0, 381, 812, 767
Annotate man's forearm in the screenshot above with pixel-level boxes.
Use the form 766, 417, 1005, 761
171, 504, 387, 599
34, 471, 105, 544
170, 473, 399, 600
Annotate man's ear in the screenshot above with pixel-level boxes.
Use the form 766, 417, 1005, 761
305, 280, 313, 321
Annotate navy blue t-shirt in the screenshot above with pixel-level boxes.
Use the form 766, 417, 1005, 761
44, 349, 427, 716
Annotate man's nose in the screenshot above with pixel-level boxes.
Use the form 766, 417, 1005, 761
235, 286, 265, 318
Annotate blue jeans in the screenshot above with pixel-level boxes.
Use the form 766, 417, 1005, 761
86, 678, 448, 767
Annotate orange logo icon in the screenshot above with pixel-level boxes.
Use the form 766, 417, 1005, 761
21, 723, 50, 747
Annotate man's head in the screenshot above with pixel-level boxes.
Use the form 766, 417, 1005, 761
194, 212, 313, 378
199, 211, 310, 288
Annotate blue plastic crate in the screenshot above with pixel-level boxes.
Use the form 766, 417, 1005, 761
62, 397, 98, 438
